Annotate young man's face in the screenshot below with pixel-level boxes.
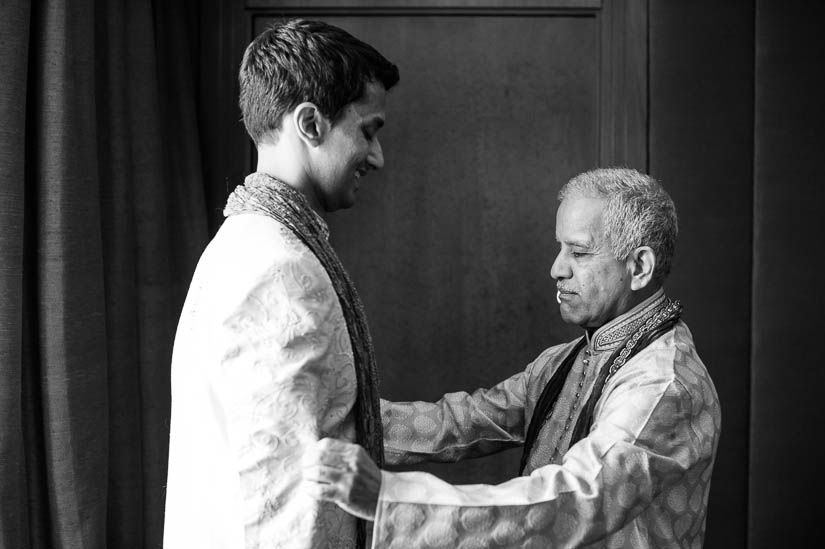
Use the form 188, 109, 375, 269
550, 195, 636, 329
311, 81, 387, 212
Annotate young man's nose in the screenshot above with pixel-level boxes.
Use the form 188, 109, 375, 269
368, 139, 384, 170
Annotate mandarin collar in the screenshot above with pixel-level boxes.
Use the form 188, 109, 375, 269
586, 288, 667, 352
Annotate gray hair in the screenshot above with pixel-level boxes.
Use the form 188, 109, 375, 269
558, 168, 678, 283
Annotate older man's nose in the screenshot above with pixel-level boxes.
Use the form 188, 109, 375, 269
550, 252, 570, 280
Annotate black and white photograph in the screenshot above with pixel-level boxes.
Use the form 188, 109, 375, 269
1, 0, 823, 547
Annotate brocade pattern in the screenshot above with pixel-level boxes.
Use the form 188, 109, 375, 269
377, 293, 720, 548
165, 213, 358, 548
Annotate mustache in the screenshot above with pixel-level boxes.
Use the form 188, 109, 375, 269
556, 285, 576, 304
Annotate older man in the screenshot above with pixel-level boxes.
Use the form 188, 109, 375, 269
303, 168, 721, 548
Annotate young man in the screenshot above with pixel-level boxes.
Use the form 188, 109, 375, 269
304, 168, 721, 548
164, 19, 399, 548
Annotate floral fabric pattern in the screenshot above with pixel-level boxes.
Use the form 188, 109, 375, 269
165, 213, 358, 548
376, 294, 720, 549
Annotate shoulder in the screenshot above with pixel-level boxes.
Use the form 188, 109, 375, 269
610, 320, 721, 431
633, 321, 717, 403
190, 214, 338, 317
210, 214, 328, 280
592, 322, 720, 458
209, 213, 316, 269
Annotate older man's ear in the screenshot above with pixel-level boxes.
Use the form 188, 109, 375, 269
629, 246, 656, 291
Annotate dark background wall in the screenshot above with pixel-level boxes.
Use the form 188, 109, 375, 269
196, 1, 825, 546
750, 1, 825, 547
649, 1, 754, 546
651, 1, 825, 546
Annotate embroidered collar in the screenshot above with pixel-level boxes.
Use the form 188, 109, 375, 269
588, 289, 667, 351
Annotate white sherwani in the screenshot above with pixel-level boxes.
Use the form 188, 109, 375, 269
376, 291, 721, 548
165, 213, 359, 548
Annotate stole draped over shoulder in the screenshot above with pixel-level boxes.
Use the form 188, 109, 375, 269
378, 290, 721, 548
165, 173, 381, 548
223, 173, 384, 469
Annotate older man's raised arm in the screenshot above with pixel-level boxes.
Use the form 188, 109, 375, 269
380, 340, 582, 467
372, 322, 718, 548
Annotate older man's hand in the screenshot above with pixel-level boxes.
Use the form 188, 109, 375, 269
302, 438, 382, 521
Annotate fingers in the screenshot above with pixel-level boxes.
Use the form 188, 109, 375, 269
301, 460, 352, 509
302, 464, 344, 485
300, 438, 381, 522
302, 474, 341, 501
300, 439, 367, 501
314, 437, 354, 455
301, 463, 343, 507
303, 438, 361, 472
301, 438, 358, 500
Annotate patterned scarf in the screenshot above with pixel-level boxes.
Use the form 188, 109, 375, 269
224, 173, 382, 547
520, 297, 682, 474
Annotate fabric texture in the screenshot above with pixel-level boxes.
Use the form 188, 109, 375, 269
518, 337, 585, 473
0, 1, 208, 547
165, 175, 377, 548
224, 173, 384, 471
567, 297, 683, 449
377, 291, 720, 548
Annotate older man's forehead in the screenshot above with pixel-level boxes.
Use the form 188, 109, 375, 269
555, 234, 595, 248
556, 210, 602, 244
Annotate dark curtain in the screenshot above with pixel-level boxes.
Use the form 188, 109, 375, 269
0, 0, 209, 547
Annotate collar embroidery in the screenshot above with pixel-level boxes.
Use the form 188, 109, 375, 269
590, 289, 667, 351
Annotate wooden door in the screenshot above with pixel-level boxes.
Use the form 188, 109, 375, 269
209, 0, 648, 485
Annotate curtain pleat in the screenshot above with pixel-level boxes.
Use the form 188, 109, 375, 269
97, 0, 149, 545
0, 0, 209, 546
23, 0, 109, 546
1, 1, 32, 546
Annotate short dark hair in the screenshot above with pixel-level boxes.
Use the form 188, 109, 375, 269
239, 19, 400, 145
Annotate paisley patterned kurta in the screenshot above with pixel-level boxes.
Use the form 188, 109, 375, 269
164, 213, 359, 548
376, 291, 721, 548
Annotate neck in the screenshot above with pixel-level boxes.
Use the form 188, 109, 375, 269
255, 143, 323, 213
585, 284, 663, 332
623, 284, 659, 313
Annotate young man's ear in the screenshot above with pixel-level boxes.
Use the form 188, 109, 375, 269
628, 246, 656, 291
293, 102, 329, 146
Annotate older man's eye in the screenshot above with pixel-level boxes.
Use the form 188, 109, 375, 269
572, 252, 586, 258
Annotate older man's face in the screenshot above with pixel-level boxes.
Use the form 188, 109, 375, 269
551, 195, 636, 328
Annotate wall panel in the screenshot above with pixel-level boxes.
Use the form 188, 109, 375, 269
649, 1, 754, 546
240, 0, 648, 485
198, 1, 783, 545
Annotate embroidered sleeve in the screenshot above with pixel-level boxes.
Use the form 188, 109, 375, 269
372, 359, 720, 549
381, 369, 529, 466
380, 348, 566, 467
